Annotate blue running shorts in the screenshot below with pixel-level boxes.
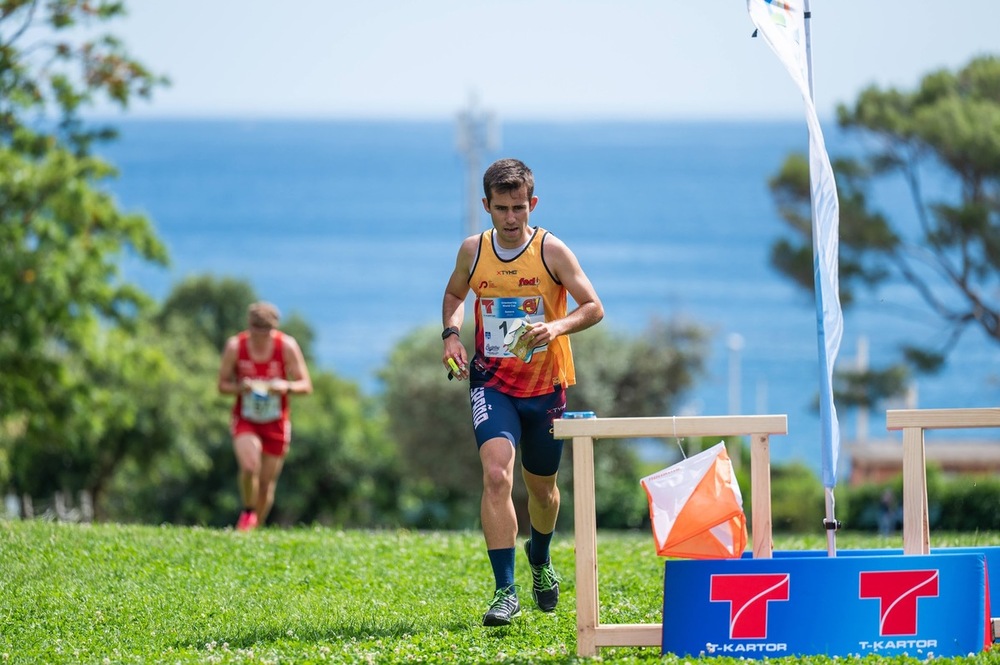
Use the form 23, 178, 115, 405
469, 385, 567, 477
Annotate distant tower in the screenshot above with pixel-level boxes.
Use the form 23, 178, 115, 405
456, 92, 500, 236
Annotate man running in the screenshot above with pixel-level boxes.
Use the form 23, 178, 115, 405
441, 158, 604, 625
218, 301, 312, 530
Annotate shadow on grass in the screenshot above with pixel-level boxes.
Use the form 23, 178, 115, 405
175, 615, 480, 651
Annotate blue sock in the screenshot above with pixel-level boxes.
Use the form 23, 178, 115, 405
487, 548, 516, 591
528, 526, 554, 565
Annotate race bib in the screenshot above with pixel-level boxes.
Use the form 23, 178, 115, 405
481, 296, 546, 359
241, 380, 281, 423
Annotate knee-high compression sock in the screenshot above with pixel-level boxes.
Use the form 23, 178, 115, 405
487, 548, 516, 591
528, 526, 554, 565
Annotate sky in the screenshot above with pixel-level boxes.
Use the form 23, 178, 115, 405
94, 0, 1000, 122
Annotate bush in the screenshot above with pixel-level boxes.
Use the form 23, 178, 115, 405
768, 462, 825, 533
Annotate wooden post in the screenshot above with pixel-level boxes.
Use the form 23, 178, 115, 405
751, 432, 774, 558
900, 426, 930, 555
572, 434, 599, 657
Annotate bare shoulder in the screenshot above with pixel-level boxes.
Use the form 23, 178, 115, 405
459, 233, 481, 257
454, 233, 482, 270
281, 332, 303, 352
218, 335, 240, 375
221, 334, 241, 354
541, 231, 572, 254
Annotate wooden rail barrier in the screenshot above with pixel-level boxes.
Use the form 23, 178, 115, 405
885, 407, 1000, 555
552, 414, 788, 657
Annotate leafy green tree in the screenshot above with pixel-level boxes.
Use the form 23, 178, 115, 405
768, 55, 1000, 407
110, 276, 400, 527
379, 326, 482, 529
101, 314, 231, 524
270, 373, 401, 527
1, 1, 170, 510
157, 274, 316, 361
10, 312, 232, 521
567, 320, 709, 529
156, 275, 258, 352
379, 319, 709, 530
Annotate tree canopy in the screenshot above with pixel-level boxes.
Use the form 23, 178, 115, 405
768, 54, 1000, 406
1, 0, 168, 497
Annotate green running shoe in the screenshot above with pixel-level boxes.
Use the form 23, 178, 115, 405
524, 540, 561, 612
482, 586, 521, 626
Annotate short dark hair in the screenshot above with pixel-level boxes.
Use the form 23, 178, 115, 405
483, 158, 534, 204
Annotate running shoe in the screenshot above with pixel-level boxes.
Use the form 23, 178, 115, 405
482, 586, 521, 626
236, 509, 258, 531
524, 540, 560, 612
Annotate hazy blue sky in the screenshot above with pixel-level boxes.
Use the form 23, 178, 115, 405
103, 1, 998, 121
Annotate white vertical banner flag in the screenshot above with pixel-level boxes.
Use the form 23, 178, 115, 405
746, 0, 843, 490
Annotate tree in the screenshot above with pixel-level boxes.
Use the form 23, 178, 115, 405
768, 55, 1000, 406
1, 0, 168, 510
566, 319, 710, 528
157, 274, 317, 361
270, 372, 401, 527
108, 276, 400, 528
156, 275, 258, 353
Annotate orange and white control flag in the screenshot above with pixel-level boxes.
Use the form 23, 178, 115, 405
640, 441, 747, 559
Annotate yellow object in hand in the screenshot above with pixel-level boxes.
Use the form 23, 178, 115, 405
447, 357, 461, 374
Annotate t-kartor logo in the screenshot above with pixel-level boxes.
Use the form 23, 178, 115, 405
710, 573, 790, 639
859, 569, 939, 635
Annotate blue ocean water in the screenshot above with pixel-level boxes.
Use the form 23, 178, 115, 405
98, 119, 999, 476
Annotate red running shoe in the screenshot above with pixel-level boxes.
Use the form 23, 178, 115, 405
236, 510, 258, 531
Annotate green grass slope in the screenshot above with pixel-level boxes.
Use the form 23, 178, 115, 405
1, 521, 999, 664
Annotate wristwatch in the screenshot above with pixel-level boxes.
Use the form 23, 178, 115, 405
441, 326, 460, 340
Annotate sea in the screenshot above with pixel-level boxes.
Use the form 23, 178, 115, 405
96, 118, 1000, 478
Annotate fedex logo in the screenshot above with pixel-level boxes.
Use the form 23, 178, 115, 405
859, 569, 939, 636
710, 573, 790, 639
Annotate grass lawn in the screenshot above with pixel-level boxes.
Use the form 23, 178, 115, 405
2, 521, 999, 664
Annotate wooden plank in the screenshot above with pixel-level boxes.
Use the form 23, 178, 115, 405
594, 623, 663, 647
886, 408, 1000, 431
901, 427, 930, 555
554, 415, 787, 440
751, 433, 773, 558
572, 434, 600, 657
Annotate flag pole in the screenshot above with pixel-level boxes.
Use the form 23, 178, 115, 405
748, 0, 843, 558
803, 0, 841, 557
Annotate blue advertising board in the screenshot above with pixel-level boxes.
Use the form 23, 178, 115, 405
662, 553, 989, 658
760, 546, 1000, 613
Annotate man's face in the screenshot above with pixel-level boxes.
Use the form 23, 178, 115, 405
248, 321, 273, 338
483, 185, 538, 248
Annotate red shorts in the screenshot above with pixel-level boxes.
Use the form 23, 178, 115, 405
231, 416, 291, 457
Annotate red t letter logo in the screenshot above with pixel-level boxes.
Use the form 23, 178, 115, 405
710, 573, 790, 639
859, 570, 939, 635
